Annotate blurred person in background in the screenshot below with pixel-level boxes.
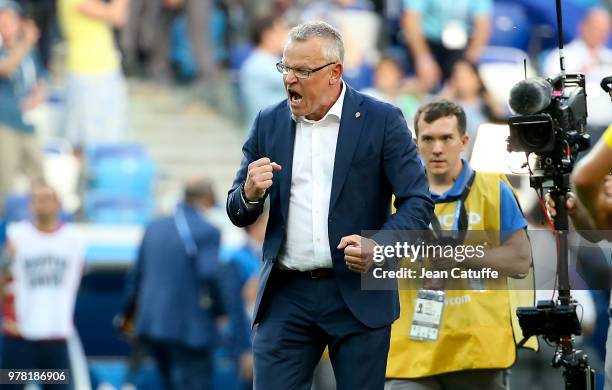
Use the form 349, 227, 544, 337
295, 0, 380, 91
438, 58, 507, 160
543, 7, 612, 140
57, 0, 129, 148
218, 210, 268, 389
226, 210, 268, 321
119, 0, 158, 77
0, 0, 45, 206
0, 182, 85, 390
148, 0, 219, 104
15, 0, 56, 70
362, 55, 421, 128
121, 177, 250, 390
401, 0, 492, 92
239, 14, 288, 129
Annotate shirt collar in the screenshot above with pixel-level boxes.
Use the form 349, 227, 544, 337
292, 80, 345, 123
430, 159, 474, 203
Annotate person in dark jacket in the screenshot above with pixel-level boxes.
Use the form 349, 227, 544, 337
124, 177, 250, 390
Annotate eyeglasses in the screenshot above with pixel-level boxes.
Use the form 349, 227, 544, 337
275, 62, 336, 79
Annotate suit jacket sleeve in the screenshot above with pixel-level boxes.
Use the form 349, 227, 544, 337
226, 112, 267, 227
381, 107, 434, 231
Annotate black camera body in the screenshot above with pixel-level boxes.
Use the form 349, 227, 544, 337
507, 74, 590, 175
516, 300, 581, 342
508, 70, 597, 389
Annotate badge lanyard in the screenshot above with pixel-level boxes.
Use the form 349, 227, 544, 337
174, 205, 213, 310
410, 173, 477, 342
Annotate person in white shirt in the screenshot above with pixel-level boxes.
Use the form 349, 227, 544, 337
239, 14, 289, 130
543, 7, 612, 133
1, 182, 84, 390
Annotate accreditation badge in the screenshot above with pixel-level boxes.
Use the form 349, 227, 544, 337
409, 289, 445, 341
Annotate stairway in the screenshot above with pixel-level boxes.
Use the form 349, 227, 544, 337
126, 81, 246, 214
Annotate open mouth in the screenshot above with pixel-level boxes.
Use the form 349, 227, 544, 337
288, 89, 303, 104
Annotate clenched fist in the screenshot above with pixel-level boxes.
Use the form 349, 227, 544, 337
244, 157, 282, 202
337, 235, 378, 273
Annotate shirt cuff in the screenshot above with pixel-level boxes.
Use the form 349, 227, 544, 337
240, 184, 259, 211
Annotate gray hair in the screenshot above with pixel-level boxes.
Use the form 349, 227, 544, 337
287, 21, 344, 63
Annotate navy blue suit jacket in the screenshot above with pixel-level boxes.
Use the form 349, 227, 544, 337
125, 205, 249, 353
226, 85, 434, 328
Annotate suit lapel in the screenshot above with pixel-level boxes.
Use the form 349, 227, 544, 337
276, 102, 296, 224
329, 86, 365, 211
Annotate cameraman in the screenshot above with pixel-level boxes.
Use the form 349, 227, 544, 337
385, 100, 535, 390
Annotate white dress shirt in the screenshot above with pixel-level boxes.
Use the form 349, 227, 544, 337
279, 82, 346, 271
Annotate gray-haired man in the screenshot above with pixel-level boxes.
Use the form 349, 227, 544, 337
226, 21, 433, 390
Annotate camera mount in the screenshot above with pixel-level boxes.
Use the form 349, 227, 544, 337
512, 1, 596, 389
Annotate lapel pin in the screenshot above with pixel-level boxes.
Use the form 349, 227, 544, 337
355, 112, 361, 118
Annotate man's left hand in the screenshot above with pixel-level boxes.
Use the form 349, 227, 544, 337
337, 235, 377, 273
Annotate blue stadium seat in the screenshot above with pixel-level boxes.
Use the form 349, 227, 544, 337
84, 194, 154, 225
342, 63, 375, 91
3, 193, 74, 224
3, 193, 31, 223
489, 2, 531, 51
86, 143, 156, 199
229, 43, 254, 72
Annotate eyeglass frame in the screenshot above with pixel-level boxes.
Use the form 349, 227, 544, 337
275, 61, 336, 79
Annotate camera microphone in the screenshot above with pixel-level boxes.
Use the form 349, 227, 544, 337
509, 77, 553, 115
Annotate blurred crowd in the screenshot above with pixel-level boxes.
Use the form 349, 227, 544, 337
0, 0, 611, 220
0, 0, 611, 389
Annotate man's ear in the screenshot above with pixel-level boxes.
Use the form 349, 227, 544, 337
330, 63, 343, 85
460, 134, 469, 150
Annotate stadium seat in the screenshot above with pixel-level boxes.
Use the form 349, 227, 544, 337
84, 194, 154, 225
3, 193, 31, 223
489, 2, 531, 51
85, 143, 156, 199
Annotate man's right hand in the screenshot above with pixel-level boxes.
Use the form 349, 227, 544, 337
544, 192, 577, 218
244, 157, 282, 202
